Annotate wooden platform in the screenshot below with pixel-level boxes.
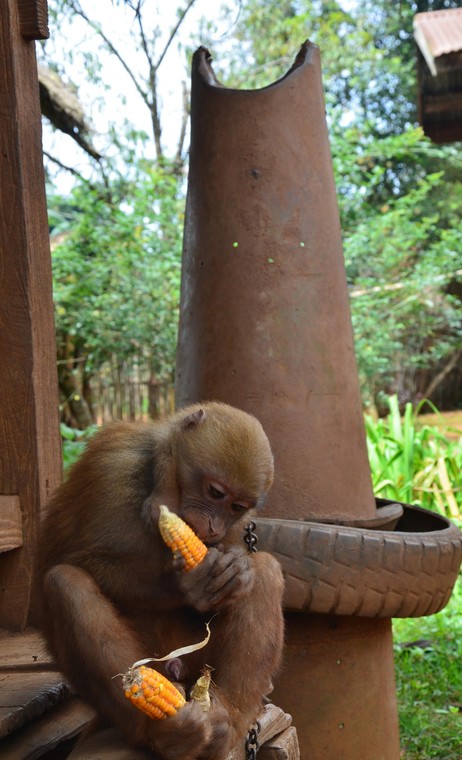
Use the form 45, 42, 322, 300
65, 703, 299, 759
0, 629, 299, 759
0, 628, 94, 759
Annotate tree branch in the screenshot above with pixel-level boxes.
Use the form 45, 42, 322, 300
155, 0, 198, 71
68, 0, 151, 110
43, 150, 91, 183
134, 0, 155, 74
174, 80, 190, 168
133, 2, 162, 157
422, 350, 462, 400
43, 151, 108, 193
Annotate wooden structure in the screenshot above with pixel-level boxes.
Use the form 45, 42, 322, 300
414, 8, 462, 143
0, 0, 62, 632
0, 0, 78, 755
0, 2, 298, 757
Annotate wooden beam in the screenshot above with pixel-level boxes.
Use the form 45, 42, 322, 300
422, 90, 462, 115
0, 672, 71, 740
0, 497, 23, 553
0, 627, 55, 670
17, 0, 49, 40
0, 698, 94, 760
0, 0, 62, 630
422, 118, 462, 144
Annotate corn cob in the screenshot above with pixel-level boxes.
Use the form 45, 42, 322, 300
123, 665, 186, 720
190, 665, 212, 712
158, 504, 208, 572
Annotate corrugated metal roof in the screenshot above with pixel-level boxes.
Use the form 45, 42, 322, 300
413, 8, 462, 143
414, 8, 462, 64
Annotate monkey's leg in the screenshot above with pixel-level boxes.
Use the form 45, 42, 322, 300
42, 564, 213, 759
42, 564, 152, 740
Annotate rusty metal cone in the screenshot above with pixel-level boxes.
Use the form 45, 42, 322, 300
175, 42, 402, 759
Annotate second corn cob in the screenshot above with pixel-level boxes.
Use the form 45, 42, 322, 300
122, 665, 186, 720
158, 504, 208, 571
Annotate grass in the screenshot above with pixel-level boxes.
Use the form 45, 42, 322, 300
365, 396, 462, 757
365, 395, 462, 519
394, 577, 462, 759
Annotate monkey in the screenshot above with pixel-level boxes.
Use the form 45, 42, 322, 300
38, 402, 285, 760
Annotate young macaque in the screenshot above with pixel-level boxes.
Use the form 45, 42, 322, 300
38, 402, 284, 760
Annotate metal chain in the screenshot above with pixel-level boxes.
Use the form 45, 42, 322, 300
244, 522, 259, 757
245, 721, 261, 759
244, 521, 258, 553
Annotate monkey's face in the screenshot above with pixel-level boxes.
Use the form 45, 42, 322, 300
171, 402, 274, 544
179, 472, 256, 545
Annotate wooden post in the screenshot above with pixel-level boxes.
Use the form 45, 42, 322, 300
0, 0, 62, 630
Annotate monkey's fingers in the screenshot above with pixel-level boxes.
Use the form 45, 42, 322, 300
210, 550, 238, 578
172, 552, 187, 571
205, 562, 243, 595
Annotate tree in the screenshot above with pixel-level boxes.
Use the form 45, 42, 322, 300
43, 0, 462, 417
50, 164, 184, 425
42, 1, 200, 423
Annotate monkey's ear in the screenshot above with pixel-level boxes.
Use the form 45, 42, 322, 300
180, 408, 206, 431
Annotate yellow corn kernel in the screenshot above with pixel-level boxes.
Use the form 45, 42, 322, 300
158, 505, 207, 571
122, 665, 186, 720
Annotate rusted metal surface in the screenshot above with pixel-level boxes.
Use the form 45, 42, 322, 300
272, 614, 401, 760
176, 43, 377, 524
414, 9, 462, 70
175, 41, 461, 759
176, 41, 404, 759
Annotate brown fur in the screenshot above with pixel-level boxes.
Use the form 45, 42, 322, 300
38, 402, 284, 759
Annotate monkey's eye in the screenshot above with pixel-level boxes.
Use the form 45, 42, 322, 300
231, 502, 248, 514
208, 483, 226, 500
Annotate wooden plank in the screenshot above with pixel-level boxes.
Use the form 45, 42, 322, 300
66, 727, 152, 759
258, 726, 300, 760
257, 703, 293, 745
0, 628, 55, 671
66, 704, 296, 760
0, 697, 94, 760
0, 0, 62, 630
0, 671, 71, 739
17, 0, 49, 40
0, 496, 23, 552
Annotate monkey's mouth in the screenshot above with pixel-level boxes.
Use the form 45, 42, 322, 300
203, 537, 224, 548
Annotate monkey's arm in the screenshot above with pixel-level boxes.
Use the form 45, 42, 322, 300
182, 551, 285, 760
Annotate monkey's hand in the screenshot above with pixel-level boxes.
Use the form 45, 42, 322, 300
147, 700, 212, 759
176, 546, 255, 613
148, 696, 232, 760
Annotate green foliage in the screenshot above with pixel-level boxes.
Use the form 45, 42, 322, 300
346, 171, 462, 407
393, 576, 462, 759
45, 0, 462, 410
51, 163, 184, 382
368, 394, 462, 755
60, 423, 96, 470
365, 395, 462, 517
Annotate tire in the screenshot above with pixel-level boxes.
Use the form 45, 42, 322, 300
256, 503, 462, 618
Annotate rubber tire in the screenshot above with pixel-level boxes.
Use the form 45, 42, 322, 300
256, 503, 462, 618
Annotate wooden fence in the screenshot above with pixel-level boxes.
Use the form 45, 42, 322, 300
60, 360, 175, 427
90, 363, 175, 423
